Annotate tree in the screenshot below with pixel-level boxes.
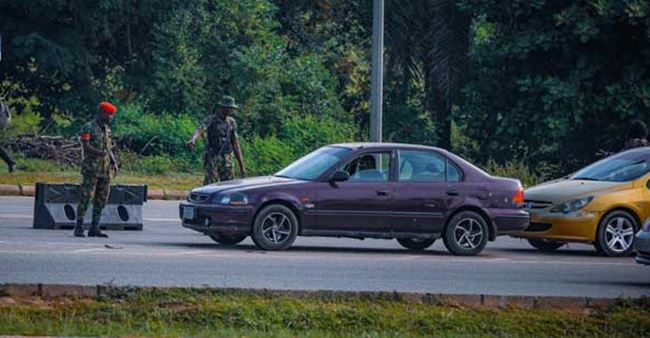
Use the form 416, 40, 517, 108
385, 0, 470, 149
458, 0, 650, 174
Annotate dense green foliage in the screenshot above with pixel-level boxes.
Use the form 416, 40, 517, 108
1, 288, 649, 337
458, 0, 650, 172
1, 0, 649, 178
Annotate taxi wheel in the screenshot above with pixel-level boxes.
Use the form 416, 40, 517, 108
252, 204, 298, 251
397, 238, 436, 251
209, 234, 247, 245
526, 238, 565, 252
595, 210, 639, 257
443, 211, 489, 256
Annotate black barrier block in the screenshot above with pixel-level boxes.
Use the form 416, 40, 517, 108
33, 183, 146, 231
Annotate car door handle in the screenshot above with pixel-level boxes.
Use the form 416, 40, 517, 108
376, 190, 389, 196
447, 190, 460, 196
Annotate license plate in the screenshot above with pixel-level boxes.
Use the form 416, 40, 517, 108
183, 207, 195, 220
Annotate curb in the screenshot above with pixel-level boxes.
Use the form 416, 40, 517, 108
0, 283, 620, 310
0, 185, 187, 201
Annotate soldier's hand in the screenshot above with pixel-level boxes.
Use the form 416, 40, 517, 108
185, 140, 195, 149
241, 168, 248, 178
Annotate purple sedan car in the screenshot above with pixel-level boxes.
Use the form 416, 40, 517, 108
180, 143, 529, 256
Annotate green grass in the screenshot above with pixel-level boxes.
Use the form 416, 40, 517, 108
1, 288, 649, 337
0, 157, 203, 191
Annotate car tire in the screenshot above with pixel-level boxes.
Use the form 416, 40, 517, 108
443, 211, 489, 256
251, 204, 299, 251
526, 238, 565, 252
396, 238, 436, 251
595, 210, 639, 257
209, 234, 247, 245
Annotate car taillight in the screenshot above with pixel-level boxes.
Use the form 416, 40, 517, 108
512, 187, 525, 204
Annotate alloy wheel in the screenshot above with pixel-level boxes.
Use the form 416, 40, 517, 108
604, 216, 635, 253
453, 218, 484, 250
261, 212, 293, 245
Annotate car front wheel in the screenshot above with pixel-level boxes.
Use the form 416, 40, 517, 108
595, 210, 638, 257
251, 204, 298, 251
209, 234, 247, 245
527, 238, 565, 252
443, 211, 489, 256
396, 238, 436, 251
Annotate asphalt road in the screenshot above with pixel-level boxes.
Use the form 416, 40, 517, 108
0, 196, 649, 298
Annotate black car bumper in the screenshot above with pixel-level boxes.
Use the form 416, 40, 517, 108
634, 231, 650, 265
179, 203, 253, 236
493, 210, 530, 235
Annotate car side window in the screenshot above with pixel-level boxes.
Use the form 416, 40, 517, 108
447, 159, 462, 182
399, 150, 447, 182
339, 152, 391, 182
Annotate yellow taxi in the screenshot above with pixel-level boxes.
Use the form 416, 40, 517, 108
515, 147, 650, 256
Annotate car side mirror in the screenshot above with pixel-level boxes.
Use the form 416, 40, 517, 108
330, 171, 350, 183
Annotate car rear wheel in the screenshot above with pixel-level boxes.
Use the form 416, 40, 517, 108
526, 238, 565, 252
251, 204, 298, 251
596, 210, 638, 257
209, 234, 247, 245
396, 238, 436, 251
443, 211, 489, 256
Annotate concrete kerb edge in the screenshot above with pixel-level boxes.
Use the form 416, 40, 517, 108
0, 184, 186, 201
0, 284, 619, 309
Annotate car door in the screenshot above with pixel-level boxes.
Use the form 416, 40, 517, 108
313, 150, 393, 233
391, 149, 464, 234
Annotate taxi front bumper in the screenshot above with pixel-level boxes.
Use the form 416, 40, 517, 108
512, 209, 601, 243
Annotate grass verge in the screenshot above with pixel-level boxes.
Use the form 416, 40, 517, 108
1, 288, 649, 337
0, 158, 202, 191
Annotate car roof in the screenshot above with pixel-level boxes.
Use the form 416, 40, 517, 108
330, 142, 447, 152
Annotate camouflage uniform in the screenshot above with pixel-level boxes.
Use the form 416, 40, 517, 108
200, 114, 237, 184
624, 138, 649, 150
77, 119, 113, 225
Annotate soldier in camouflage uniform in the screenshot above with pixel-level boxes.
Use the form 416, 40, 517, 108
0, 100, 17, 173
73, 101, 119, 238
623, 119, 649, 150
187, 96, 246, 184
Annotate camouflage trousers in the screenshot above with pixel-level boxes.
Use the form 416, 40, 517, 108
77, 174, 111, 225
204, 152, 234, 185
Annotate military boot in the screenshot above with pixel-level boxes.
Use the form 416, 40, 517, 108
88, 218, 108, 238
73, 218, 85, 237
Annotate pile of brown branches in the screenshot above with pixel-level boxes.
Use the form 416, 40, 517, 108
7, 134, 81, 168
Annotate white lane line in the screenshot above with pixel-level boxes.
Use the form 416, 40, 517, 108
72, 248, 107, 253
0, 214, 31, 219
0, 214, 178, 222
0, 247, 638, 266
144, 217, 178, 222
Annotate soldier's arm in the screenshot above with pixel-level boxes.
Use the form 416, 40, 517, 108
80, 139, 105, 157
232, 132, 247, 178
186, 123, 207, 148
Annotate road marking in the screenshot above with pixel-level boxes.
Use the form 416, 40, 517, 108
144, 217, 178, 222
0, 214, 178, 222
72, 248, 108, 253
0, 214, 31, 219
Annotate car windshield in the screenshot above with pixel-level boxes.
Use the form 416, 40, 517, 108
275, 146, 352, 181
571, 149, 650, 182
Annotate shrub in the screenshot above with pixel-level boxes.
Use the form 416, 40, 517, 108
279, 115, 356, 157
241, 136, 296, 176
483, 160, 546, 187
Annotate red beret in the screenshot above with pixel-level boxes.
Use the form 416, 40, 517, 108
99, 101, 117, 115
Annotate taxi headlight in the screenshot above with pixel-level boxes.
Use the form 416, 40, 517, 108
550, 196, 593, 214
